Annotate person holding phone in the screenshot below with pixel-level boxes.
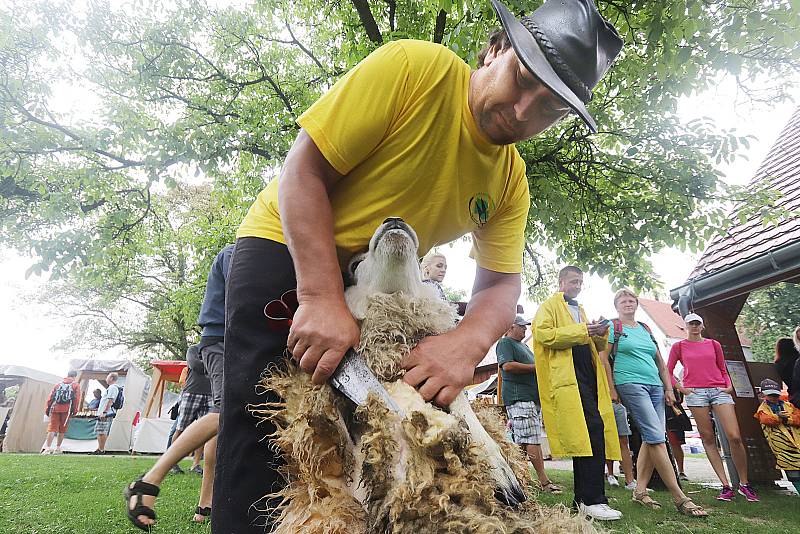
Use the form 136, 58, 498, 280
600, 289, 707, 517
532, 265, 622, 521
667, 313, 759, 503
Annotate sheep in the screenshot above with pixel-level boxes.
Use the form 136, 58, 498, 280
251, 217, 599, 533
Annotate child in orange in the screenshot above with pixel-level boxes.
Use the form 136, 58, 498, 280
754, 378, 800, 494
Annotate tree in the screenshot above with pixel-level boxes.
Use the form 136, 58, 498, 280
738, 282, 800, 363
1, 0, 799, 356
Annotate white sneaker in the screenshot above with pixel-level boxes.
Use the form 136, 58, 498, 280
625, 481, 637, 490
578, 503, 623, 521
607, 474, 620, 487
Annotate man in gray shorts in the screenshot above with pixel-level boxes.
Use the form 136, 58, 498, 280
497, 315, 562, 494
606, 402, 635, 489
124, 245, 233, 528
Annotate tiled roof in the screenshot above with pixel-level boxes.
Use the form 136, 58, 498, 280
639, 297, 752, 347
689, 107, 800, 279
639, 298, 688, 339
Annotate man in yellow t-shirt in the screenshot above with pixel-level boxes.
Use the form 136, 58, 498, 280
214, 1, 623, 531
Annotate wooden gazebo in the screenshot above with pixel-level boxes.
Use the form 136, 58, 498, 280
670, 107, 800, 483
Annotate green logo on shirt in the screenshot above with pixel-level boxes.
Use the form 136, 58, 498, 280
469, 193, 495, 227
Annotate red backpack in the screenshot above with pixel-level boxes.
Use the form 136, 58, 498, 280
608, 319, 659, 368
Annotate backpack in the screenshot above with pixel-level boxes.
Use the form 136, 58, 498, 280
608, 319, 659, 369
53, 382, 75, 405
111, 386, 125, 410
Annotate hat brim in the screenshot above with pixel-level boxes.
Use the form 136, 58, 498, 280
490, 0, 597, 133
515, 321, 531, 326
762, 389, 782, 396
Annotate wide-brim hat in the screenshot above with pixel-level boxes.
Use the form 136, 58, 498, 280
490, 0, 623, 133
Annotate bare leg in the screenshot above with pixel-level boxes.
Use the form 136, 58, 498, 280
635, 441, 655, 492
712, 404, 749, 485
619, 436, 635, 485
690, 406, 731, 486
646, 443, 689, 502
97, 433, 108, 452
193, 436, 217, 523
129, 413, 219, 527
668, 432, 685, 474
45, 432, 55, 450
191, 446, 203, 469
525, 444, 549, 485
606, 459, 615, 477
56, 432, 66, 448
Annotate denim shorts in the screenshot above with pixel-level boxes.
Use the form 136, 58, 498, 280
616, 382, 666, 444
612, 402, 631, 437
685, 387, 734, 407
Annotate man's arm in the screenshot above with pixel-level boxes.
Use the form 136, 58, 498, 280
403, 266, 520, 407
501, 361, 535, 374
280, 130, 362, 385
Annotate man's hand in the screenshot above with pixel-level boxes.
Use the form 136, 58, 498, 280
288, 296, 361, 385
587, 321, 609, 337
610, 387, 620, 404
402, 331, 477, 407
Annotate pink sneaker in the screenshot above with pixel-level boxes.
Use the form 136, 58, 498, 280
738, 484, 759, 502
717, 486, 735, 501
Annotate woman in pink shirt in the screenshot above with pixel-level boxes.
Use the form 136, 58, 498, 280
667, 313, 759, 503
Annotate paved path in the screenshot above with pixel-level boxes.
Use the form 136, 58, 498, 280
545, 456, 719, 483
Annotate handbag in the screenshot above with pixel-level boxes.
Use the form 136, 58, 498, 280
666, 403, 693, 432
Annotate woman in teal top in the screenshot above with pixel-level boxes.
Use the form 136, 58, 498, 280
600, 288, 707, 517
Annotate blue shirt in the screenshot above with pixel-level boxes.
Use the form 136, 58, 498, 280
198, 245, 234, 337
99, 383, 119, 416
608, 322, 661, 386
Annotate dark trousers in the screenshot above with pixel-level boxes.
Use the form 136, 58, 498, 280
212, 237, 296, 534
571, 347, 608, 507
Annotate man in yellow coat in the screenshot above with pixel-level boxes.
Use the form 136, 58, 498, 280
532, 265, 622, 521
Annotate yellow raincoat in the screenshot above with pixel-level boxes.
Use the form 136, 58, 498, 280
531, 292, 620, 460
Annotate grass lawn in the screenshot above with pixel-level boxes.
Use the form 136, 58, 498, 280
536, 469, 800, 533
0, 453, 209, 533
0, 453, 798, 533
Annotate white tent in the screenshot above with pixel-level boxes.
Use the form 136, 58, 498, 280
0, 365, 61, 453
67, 359, 150, 453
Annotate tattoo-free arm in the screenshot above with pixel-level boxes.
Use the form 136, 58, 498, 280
279, 130, 361, 384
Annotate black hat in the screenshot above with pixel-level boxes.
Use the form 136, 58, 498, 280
490, 0, 623, 133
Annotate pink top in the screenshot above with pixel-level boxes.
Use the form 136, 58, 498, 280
667, 339, 732, 389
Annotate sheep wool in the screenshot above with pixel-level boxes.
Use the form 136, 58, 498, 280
252, 292, 598, 534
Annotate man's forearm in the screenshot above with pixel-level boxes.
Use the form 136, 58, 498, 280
501, 361, 535, 374
278, 132, 344, 301
458, 272, 520, 366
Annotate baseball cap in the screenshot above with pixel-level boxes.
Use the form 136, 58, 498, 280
513, 315, 531, 326
760, 378, 782, 396
683, 313, 704, 325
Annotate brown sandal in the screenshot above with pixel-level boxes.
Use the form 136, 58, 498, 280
632, 490, 662, 509
675, 497, 708, 517
540, 481, 563, 494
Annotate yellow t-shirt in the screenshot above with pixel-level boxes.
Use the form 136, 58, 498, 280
237, 39, 529, 273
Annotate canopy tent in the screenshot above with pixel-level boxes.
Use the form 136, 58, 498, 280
0, 365, 61, 453
63, 359, 150, 453
132, 359, 184, 454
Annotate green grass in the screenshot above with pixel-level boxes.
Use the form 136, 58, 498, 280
0, 454, 797, 533
0, 453, 209, 533
535, 469, 800, 533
